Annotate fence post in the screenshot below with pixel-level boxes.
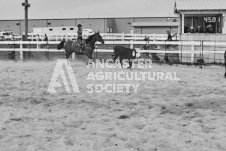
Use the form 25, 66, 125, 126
130, 40, 133, 49
20, 42, 23, 60
122, 32, 125, 41
191, 42, 195, 63
200, 40, 203, 69
72, 52, 75, 60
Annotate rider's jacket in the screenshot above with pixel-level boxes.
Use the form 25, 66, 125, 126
77, 29, 83, 40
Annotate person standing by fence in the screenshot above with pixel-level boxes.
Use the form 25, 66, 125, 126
165, 30, 179, 63
44, 34, 48, 49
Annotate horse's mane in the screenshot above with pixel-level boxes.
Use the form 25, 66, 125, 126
85, 33, 98, 44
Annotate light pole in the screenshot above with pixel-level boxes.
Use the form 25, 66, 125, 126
22, 0, 30, 41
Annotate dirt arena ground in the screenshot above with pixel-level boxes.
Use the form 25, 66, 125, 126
0, 60, 226, 151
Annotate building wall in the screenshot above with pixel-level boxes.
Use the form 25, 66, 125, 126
134, 17, 178, 22
0, 20, 22, 35
45, 19, 76, 27
113, 18, 134, 33
134, 26, 178, 34
0, 17, 179, 35
76, 18, 105, 33
106, 18, 115, 32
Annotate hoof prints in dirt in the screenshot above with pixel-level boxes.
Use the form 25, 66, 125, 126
160, 105, 184, 115
118, 115, 130, 119
185, 100, 226, 112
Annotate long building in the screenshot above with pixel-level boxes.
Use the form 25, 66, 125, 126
0, 16, 179, 36
0, 0, 226, 41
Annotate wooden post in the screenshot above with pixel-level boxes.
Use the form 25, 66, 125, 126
122, 32, 125, 41
20, 43, 23, 60
130, 40, 133, 49
154, 33, 156, 41
191, 43, 195, 63
72, 52, 75, 60
182, 13, 185, 34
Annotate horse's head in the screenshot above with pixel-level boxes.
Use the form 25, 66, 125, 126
94, 32, 104, 44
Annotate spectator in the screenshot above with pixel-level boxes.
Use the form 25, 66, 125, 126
206, 25, 213, 33
200, 27, 204, 33
165, 30, 177, 63
189, 26, 195, 33
196, 26, 201, 33
44, 34, 48, 41
166, 30, 173, 41
43, 34, 48, 49
184, 24, 189, 33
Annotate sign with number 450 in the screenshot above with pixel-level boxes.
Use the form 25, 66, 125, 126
204, 17, 216, 23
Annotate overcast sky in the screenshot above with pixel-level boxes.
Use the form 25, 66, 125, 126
0, 0, 176, 20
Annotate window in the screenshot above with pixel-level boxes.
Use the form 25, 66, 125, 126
70, 28, 74, 30
62, 28, 66, 31
107, 26, 113, 33
49, 28, 53, 31
184, 14, 222, 33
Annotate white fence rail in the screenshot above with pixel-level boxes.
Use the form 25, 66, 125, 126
27, 33, 179, 41
0, 41, 225, 62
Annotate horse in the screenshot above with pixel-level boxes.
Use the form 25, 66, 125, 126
57, 32, 104, 61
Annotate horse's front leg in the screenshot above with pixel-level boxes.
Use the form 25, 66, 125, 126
84, 53, 94, 66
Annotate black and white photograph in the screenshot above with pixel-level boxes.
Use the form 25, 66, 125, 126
0, 0, 226, 150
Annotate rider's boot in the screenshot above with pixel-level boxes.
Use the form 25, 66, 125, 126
80, 44, 84, 53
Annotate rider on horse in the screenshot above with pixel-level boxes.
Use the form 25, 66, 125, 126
77, 24, 84, 52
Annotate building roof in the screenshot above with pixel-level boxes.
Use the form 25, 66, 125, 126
175, 0, 226, 12
131, 22, 179, 27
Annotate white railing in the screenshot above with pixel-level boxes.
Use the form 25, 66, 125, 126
27, 32, 178, 41
0, 40, 225, 62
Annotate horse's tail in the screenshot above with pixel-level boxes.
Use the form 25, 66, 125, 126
57, 40, 65, 50
224, 51, 226, 59
224, 51, 226, 67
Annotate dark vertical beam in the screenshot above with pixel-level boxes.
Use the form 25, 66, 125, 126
20, 20, 22, 35
25, 0, 28, 40
22, 0, 30, 41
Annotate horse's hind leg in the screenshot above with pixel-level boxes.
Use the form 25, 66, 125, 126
113, 56, 117, 63
128, 59, 132, 68
120, 58, 123, 68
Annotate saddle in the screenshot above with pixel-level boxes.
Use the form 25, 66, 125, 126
72, 40, 85, 52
